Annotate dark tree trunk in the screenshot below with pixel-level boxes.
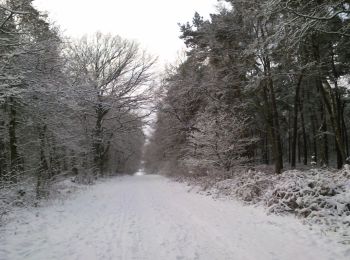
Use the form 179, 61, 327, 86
312, 38, 345, 168
330, 44, 345, 168
258, 25, 283, 174
288, 109, 292, 164
93, 110, 103, 175
291, 74, 304, 168
342, 108, 349, 158
8, 97, 19, 182
262, 130, 269, 165
335, 136, 342, 169
269, 79, 283, 174
0, 112, 6, 180
311, 115, 318, 163
0, 135, 5, 180
93, 97, 110, 176
261, 82, 280, 172
37, 125, 49, 199
299, 86, 308, 166
298, 132, 301, 164
322, 116, 329, 166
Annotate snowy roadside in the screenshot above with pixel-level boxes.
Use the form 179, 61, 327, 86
174, 166, 350, 245
0, 175, 92, 226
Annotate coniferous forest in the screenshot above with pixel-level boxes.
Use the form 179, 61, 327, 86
145, 0, 350, 175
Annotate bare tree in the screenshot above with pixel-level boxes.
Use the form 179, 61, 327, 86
66, 32, 156, 175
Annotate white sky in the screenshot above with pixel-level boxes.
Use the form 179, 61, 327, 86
33, 0, 219, 68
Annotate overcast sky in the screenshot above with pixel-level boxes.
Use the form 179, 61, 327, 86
33, 0, 219, 68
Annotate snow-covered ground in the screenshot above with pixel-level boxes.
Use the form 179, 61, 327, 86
0, 174, 349, 260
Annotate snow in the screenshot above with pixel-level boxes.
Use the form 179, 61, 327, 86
0, 174, 349, 260
134, 169, 145, 176
187, 167, 350, 244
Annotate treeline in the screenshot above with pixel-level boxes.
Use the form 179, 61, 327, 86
0, 0, 154, 198
145, 0, 350, 175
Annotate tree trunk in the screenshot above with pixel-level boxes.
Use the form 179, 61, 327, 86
312, 37, 345, 168
330, 44, 345, 168
342, 108, 349, 158
37, 125, 49, 199
269, 79, 283, 173
299, 85, 307, 166
291, 74, 304, 168
311, 114, 318, 164
93, 118, 103, 174
261, 82, 279, 172
8, 96, 19, 183
261, 54, 283, 174
322, 114, 329, 166
259, 26, 283, 174
93, 99, 108, 176
298, 132, 301, 164
0, 113, 6, 180
262, 130, 269, 165
0, 135, 5, 180
288, 110, 291, 164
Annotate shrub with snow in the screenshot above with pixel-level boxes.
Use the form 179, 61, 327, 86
0, 174, 86, 225
265, 168, 350, 239
179, 166, 350, 242
213, 169, 277, 202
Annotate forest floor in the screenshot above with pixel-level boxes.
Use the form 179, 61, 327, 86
0, 173, 349, 260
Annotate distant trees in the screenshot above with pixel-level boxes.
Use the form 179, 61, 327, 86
0, 1, 154, 200
145, 0, 350, 176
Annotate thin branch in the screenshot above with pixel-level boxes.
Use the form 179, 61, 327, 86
0, 5, 30, 15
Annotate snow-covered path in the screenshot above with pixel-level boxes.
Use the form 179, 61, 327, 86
0, 175, 348, 260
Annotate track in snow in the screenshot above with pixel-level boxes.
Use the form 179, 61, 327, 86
0, 174, 348, 260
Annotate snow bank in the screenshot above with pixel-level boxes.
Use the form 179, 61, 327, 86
266, 168, 350, 242
0, 175, 87, 225
0, 178, 37, 223
178, 166, 350, 244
